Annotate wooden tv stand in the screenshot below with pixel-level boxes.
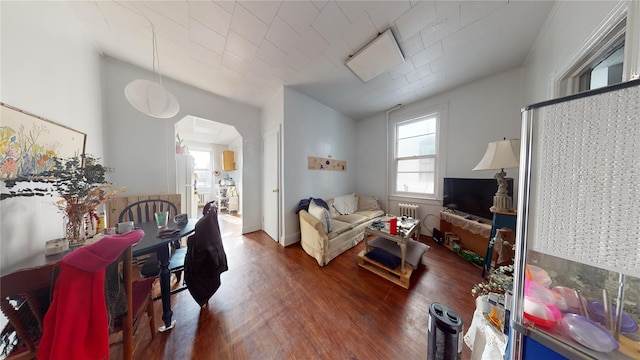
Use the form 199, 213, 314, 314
439, 211, 492, 269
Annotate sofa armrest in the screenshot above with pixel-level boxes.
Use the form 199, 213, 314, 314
299, 210, 329, 266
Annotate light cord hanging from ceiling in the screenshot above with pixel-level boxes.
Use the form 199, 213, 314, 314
124, 23, 180, 119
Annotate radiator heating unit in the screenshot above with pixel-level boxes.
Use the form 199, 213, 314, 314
399, 203, 419, 219
197, 193, 206, 205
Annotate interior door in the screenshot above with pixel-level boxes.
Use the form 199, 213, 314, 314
262, 127, 280, 242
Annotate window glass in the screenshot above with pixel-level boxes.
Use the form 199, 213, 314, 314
189, 150, 212, 188
394, 115, 438, 196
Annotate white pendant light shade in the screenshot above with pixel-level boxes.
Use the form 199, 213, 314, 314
124, 79, 179, 119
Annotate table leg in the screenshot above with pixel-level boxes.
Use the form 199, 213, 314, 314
364, 231, 370, 252
156, 246, 176, 332
400, 240, 407, 274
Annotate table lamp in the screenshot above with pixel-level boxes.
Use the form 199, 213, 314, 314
473, 139, 520, 212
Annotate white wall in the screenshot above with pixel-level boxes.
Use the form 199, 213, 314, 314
356, 68, 525, 234
0, 1, 103, 270
101, 57, 262, 234
282, 87, 356, 246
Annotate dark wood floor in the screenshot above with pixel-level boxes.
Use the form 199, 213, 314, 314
114, 213, 483, 359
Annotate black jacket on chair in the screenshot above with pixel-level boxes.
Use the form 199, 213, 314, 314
184, 209, 228, 307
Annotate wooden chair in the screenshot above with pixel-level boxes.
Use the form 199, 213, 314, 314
0, 263, 57, 359
118, 199, 187, 297
118, 199, 179, 225
108, 245, 156, 360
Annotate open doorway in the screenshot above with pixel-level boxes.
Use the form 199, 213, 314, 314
175, 115, 242, 238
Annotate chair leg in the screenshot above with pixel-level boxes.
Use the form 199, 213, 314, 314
147, 298, 156, 340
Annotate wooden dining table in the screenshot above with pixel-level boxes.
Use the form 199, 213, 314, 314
132, 219, 197, 332
0, 218, 198, 333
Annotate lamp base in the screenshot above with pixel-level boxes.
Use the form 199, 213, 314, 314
491, 195, 513, 212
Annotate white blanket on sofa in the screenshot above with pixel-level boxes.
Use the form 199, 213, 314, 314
333, 193, 357, 215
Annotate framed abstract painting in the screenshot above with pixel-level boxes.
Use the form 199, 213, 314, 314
0, 103, 86, 179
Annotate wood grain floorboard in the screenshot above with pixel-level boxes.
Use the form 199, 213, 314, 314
111, 213, 484, 359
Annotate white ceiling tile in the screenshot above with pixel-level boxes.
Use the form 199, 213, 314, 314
394, 1, 436, 41
68, 1, 109, 29
142, 8, 190, 46
190, 40, 223, 64
272, 64, 300, 85
336, 1, 373, 23
97, 2, 148, 31
189, 1, 232, 37
342, 11, 378, 52
459, 1, 506, 28
397, 32, 424, 58
277, 0, 319, 35
284, 48, 313, 75
256, 39, 288, 67
322, 38, 352, 66
265, 16, 301, 54
311, 1, 350, 43
141, 1, 189, 27
226, 31, 259, 61
311, 0, 329, 12
366, 1, 411, 33
240, 1, 281, 26
388, 59, 415, 79
221, 45, 252, 73
404, 64, 433, 83
190, 19, 226, 55
441, 17, 497, 54
213, 1, 236, 14
419, 71, 445, 87
294, 26, 328, 59
155, 35, 190, 64
411, 41, 443, 69
420, 5, 460, 48
230, 4, 269, 46
400, 79, 424, 94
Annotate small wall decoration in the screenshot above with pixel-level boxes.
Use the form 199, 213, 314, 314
308, 156, 347, 171
0, 103, 86, 180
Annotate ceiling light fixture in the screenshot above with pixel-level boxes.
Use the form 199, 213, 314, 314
124, 25, 179, 119
345, 29, 405, 83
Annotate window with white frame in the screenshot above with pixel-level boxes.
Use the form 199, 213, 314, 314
189, 150, 212, 190
394, 114, 438, 196
555, 2, 640, 97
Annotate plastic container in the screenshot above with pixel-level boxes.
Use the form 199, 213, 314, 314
587, 301, 639, 334
523, 296, 562, 328
560, 313, 619, 353
551, 286, 581, 313
526, 264, 552, 287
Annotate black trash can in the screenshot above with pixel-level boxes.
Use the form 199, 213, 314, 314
427, 302, 463, 360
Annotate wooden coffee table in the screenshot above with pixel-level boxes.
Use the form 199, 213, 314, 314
358, 218, 420, 288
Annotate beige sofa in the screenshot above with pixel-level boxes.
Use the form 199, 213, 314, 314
299, 194, 384, 266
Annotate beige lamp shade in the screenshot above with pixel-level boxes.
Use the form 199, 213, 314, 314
473, 139, 520, 171
124, 79, 179, 119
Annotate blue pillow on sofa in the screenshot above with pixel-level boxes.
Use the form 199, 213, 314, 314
365, 248, 401, 269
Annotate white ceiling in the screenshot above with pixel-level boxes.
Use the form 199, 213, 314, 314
68, 0, 554, 123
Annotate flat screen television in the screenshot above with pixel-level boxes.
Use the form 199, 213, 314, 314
443, 177, 513, 220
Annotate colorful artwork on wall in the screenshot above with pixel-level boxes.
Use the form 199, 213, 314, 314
308, 156, 347, 171
0, 103, 86, 180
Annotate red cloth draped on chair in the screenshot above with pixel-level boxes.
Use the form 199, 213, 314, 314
37, 230, 144, 360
